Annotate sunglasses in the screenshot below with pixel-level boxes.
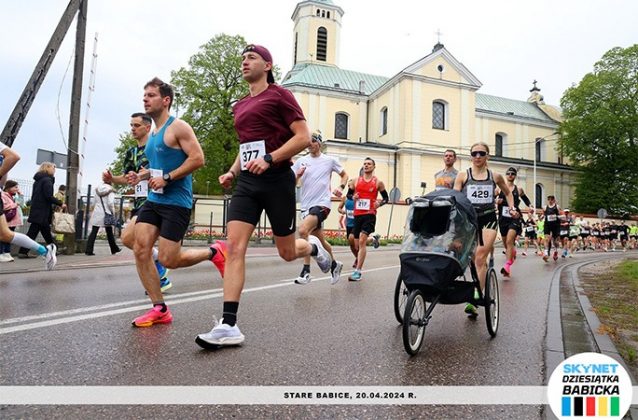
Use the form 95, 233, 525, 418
470, 150, 487, 157
506, 172, 516, 176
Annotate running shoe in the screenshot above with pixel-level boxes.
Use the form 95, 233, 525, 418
210, 240, 228, 277
521, 251, 527, 257
352, 258, 358, 269
44, 244, 57, 271
543, 252, 549, 262
196, 318, 245, 348
562, 249, 568, 258
295, 272, 311, 285
330, 261, 343, 285
500, 263, 511, 277
160, 277, 173, 292
308, 236, 331, 273
348, 270, 362, 281
464, 303, 478, 318
155, 260, 169, 280
372, 234, 381, 249
132, 306, 173, 327
553, 250, 558, 261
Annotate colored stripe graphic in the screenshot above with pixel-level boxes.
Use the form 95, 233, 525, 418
574, 396, 583, 416
611, 396, 619, 416
586, 397, 595, 416
599, 397, 608, 416
562, 396, 571, 416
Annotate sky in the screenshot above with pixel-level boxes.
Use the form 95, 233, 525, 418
1, 0, 637, 193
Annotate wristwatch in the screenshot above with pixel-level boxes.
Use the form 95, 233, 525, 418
263, 153, 273, 166
162, 173, 172, 183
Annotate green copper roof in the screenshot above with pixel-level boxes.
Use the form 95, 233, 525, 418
476, 93, 553, 122
282, 63, 388, 95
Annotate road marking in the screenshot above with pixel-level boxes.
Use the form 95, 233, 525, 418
0, 265, 400, 335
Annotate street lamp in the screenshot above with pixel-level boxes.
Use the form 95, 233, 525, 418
206, 180, 210, 196
534, 137, 541, 210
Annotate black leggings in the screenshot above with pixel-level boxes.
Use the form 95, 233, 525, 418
85, 225, 120, 254
18, 222, 54, 255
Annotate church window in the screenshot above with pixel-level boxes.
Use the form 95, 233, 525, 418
535, 184, 544, 208
536, 139, 544, 162
321, 10, 325, 18
335, 113, 349, 139
327, 11, 330, 19
317, 27, 327, 61
432, 100, 446, 130
495, 134, 503, 157
380, 107, 388, 136
317, 9, 320, 16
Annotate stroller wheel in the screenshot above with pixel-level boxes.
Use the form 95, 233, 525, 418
402, 290, 427, 355
484, 268, 499, 337
393, 275, 408, 324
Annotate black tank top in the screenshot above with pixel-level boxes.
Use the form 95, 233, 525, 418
544, 205, 559, 224
461, 168, 496, 216
497, 184, 520, 219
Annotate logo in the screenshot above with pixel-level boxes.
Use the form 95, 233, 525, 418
547, 352, 633, 419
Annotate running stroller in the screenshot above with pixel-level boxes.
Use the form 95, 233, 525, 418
393, 189, 500, 355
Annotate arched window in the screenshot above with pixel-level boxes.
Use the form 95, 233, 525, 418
536, 139, 543, 162
335, 113, 349, 139
535, 184, 544, 208
316, 27, 327, 62
327, 11, 330, 19
321, 10, 325, 18
316, 9, 321, 16
495, 134, 503, 157
432, 100, 447, 130
380, 107, 388, 136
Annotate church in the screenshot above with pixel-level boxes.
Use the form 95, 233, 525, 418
281, 0, 574, 210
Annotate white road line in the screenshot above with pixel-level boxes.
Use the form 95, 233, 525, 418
0, 265, 399, 335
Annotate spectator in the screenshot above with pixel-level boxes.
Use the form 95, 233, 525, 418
0, 180, 22, 262
84, 180, 121, 256
18, 162, 65, 258
53, 184, 67, 243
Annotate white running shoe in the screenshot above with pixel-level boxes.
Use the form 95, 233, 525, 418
196, 318, 245, 349
44, 244, 57, 271
308, 236, 331, 273
295, 272, 311, 285
0, 253, 12, 262
330, 261, 343, 285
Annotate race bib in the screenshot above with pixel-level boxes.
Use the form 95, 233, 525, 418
150, 169, 163, 194
581, 229, 590, 235
240, 140, 266, 171
135, 180, 148, 198
560, 230, 569, 236
466, 184, 492, 204
355, 198, 371, 211
593, 231, 600, 236
501, 207, 512, 218
346, 209, 354, 219
526, 226, 534, 232
547, 214, 557, 222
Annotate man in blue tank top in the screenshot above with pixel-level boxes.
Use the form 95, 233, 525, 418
126, 77, 227, 328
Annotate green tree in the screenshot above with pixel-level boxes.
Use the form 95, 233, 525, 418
559, 45, 638, 216
170, 34, 280, 195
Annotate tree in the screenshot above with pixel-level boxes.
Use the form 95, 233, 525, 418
170, 34, 280, 196
559, 45, 638, 216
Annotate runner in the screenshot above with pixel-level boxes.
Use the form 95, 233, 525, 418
127, 77, 226, 327
196, 45, 332, 349
348, 157, 388, 281
103, 112, 172, 291
522, 214, 538, 256
541, 195, 563, 262
291, 130, 348, 285
454, 142, 517, 317
559, 209, 572, 258
338, 180, 358, 267
495, 167, 531, 277
0, 144, 57, 270
434, 149, 458, 190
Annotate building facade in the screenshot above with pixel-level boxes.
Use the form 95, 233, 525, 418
283, 0, 574, 210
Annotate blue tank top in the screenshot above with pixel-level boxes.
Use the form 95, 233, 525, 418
345, 198, 355, 228
145, 116, 193, 209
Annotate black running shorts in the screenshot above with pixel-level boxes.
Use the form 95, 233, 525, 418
498, 217, 522, 238
135, 201, 191, 242
544, 222, 561, 238
353, 213, 376, 239
227, 169, 297, 237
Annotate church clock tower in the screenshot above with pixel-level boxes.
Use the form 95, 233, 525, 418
291, 0, 344, 67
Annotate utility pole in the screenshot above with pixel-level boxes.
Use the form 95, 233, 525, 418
64, 0, 88, 254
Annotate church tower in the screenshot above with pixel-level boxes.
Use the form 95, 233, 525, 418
291, 0, 344, 67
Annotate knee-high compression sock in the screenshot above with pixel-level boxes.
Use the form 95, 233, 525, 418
11, 233, 46, 255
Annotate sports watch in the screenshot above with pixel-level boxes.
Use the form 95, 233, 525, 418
162, 173, 172, 183
263, 153, 273, 166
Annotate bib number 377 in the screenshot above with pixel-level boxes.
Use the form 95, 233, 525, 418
240, 140, 266, 171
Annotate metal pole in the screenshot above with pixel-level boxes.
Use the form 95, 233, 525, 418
209, 211, 213, 243
533, 137, 539, 210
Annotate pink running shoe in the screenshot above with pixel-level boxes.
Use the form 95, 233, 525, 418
500, 263, 511, 277
132, 306, 173, 327
210, 240, 227, 277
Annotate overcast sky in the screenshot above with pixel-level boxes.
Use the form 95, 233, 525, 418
1, 0, 636, 192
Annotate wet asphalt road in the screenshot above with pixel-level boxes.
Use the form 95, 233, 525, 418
0, 246, 593, 418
